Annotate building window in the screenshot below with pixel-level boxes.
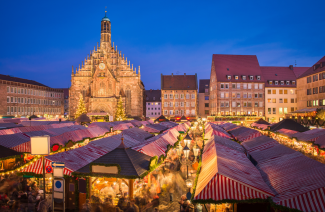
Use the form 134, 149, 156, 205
272, 99, 276, 103
273, 108, 276, 114
257, 76, 261, 80
284, 107, 288, 114
225, 84, 229, 89
280, 81, 284, 85
267, 98, 271, 103
286, 81, 290, 85
284, 98, 288, 103
248, 84, 252, 89
164, 110, 168, 115
268, 108, 271, 114
169, 94, 173, 99
164, 94, 167, 99
284, 90, 288, 94
292, 81, 296, 85
205, 103, 209, 107
307, 89, 312, 95
180, 94, 184, 99
279, 98, 283, 103
237, 102, 241, 107
236, 83, 240, 89
235, 75, 239, 80
247, 102, 252, 107
175, 94, 179, 99
242, 76, 246, 80
227, 75, 231, 80
243, 93, 247, 98
169, 110, 173, 115
205, 110, 209, 114
220, 83, 224, 89
169, 102, 173, 107
232, 84, 236, 89
243, 83, 247, 89
249, 76, 254, 80
221, 92, 224, 98
254, 102, 258, 107
269, 81, 273, 85
237, 93, 240, 98
259, 102, 263, 107
267, 90, 271, 94
307, 77, 311, 83
279, 108, 283, 115
291, 107, 295, 112
205, 96, 209, 100
275, 81, 278, 85
205, 89, 208, 93
180, 102, 184, 107
259, 93, 263, 98
191, 94, 195, 99
248, 93, 252, 98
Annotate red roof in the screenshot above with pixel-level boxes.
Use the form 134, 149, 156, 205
212, 54, 264, 82
161, 74, 197, 90
260, 66, 305, 87
298, 56, 325, 79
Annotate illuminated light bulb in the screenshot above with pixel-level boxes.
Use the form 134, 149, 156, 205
105, 181, 108, 184
97, 180, 100, 184
113, 182, 116, 185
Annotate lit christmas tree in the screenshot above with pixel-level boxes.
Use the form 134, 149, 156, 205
75, 93, 87, 118
114, 96, 126, 121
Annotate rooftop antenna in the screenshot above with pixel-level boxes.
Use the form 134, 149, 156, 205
295, 60, 297, 67
105, 6, 107, 16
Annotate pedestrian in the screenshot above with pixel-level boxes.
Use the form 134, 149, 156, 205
27, 190, 38, 212
130, 199, 139, 212
168, 186, 174, 202
81, 199, 92, 212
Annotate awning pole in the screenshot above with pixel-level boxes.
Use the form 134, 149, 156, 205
204, 203, 208, 211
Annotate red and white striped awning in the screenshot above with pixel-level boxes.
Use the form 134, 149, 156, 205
194, 138, 274, 202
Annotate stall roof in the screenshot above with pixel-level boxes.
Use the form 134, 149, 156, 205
269, 119, 309, 132
0, 144, 22, 159
242, 137, 325, 211
75, 141, 151, 178
254, 118, 270, 125
194, 137, 274, 202
228, 127, 262, 142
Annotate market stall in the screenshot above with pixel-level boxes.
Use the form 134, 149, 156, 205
192, 136, 274, 212
228, 127, 262, 142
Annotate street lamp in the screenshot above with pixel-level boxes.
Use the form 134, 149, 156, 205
183, 134, 192, 147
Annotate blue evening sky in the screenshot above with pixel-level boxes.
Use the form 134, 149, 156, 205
0, 0, 324, 90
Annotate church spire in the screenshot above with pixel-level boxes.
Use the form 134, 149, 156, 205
72, 66, 74, 76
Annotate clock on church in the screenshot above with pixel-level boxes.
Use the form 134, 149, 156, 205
99, 63, 105, 70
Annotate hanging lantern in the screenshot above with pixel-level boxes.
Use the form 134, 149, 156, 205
185, 179, 193, 188
183, 145, 190, 159
193, 145, 200, 157
176, 144, 183, 157
184, 134, 192, 147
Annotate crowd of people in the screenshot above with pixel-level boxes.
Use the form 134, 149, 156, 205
0, 175, 51, 212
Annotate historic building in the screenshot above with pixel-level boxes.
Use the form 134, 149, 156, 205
61, 88, 69, 117
198, 79, 210, 117
145, 89, 161, 119
69, 13, 144, 119
297, 56, 325, 111
161, 73, 198, 119
209, 54, 265, 117
0, 74, 64, 118
261, 65, 308, 123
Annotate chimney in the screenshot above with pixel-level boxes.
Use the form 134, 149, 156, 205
289, 65, 293, 70
150, 89, 152, 92
314, 65, 316, 70
184, 73, 186, 76
171, 73, 173, 77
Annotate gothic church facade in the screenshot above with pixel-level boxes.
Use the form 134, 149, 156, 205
69, 13, 144, 119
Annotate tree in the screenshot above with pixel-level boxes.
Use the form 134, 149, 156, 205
316, 109, 325, 120
75, 93, 87, 118
114, 96, 126, 121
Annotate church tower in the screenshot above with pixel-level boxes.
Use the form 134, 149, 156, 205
101, 11, 111, 48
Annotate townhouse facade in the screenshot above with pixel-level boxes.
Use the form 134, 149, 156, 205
145, 89, 161, 119
297, 56, 325, 110
209, 55, 265, 117
0, 74, 64, 118
261, 66, 309, 122
161, 73, 198, 119
198, 79, 210, 117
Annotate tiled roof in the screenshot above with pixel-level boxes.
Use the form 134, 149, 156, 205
0, 74, 48, 87
145, 89, 161, 102
260, 66, 304, 87
75, 146, 151, 177
161, 74, 197, 90
198, 79, 210, 93
298, 56, 325, 79
292, 67, 310, 78
212, 54, 264, 82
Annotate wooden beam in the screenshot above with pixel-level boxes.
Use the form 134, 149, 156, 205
129, 179, 134, 200
88, 177, 92, 200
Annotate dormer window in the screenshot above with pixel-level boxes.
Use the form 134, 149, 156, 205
234, 75, 239, 80
269, 81, 273, 85
257, 76, 261, 80
286, 81, 290, 85
280, 81, 284, 85
292, 81, 296, 85
242, 75, 246, 80
249, 76, 254, 80
275, 81, 278, 85
227, 75, 231, 80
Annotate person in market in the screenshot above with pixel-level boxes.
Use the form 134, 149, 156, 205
168, 185, 174, 202
117, 193, 128, 211
178, 195, 187, 211
81, 199, 92, 212
130, 199, 139, 212
184, 200, 194, 212
27, 190, 38, 212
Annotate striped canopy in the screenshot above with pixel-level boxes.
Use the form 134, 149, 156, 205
228, 127, 262, 142
194, 137, 274, 202
242, 136, 325, 212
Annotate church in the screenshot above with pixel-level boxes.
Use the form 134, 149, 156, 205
69, 12, 144, 119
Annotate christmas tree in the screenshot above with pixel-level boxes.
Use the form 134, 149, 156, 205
114, 96, 126, 121
75, 93, 87, 118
